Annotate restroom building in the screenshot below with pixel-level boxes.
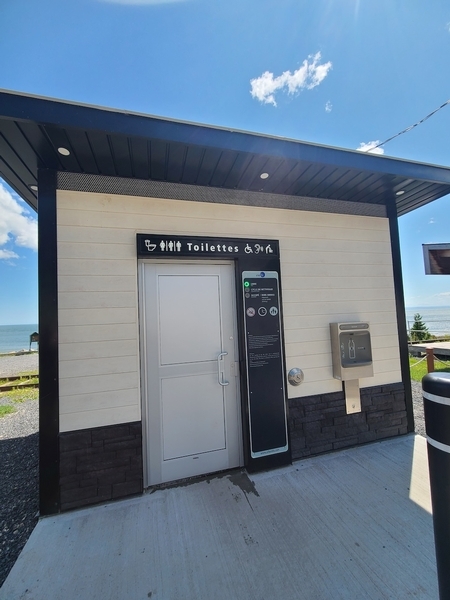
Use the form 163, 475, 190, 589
1, 90, 450, 515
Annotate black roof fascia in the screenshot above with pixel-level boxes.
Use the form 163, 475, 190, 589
1, 89, 450, 214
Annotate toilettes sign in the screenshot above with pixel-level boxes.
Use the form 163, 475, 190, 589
137, 234, 278, 258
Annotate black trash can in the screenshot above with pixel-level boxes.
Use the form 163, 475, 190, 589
422, 372, 450, 600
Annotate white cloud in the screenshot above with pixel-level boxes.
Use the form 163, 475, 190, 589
250, 52, 332, 107
99, 0, 188, 4
356, 141, 385, 155
0, 249, 19, 260
325, 101, 332, 113
0, 183, 38, 260
429, 217, 436, 224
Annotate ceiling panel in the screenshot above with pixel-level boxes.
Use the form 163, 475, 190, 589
287, 165, 329, 198
331, 170, 381, 201
130, 137, 149, 180
235, 155, 271, 189
284, 162, 317, 194
44, 126, 82, 173
344, 173, 391, 203
221, 153, 253, 189
0, 154, 37, 209
65, 128, 99, 173
258, 159, 296, 193
270, 162, 312, 195
0, 132, 36, 190
288, 164, 329, 197
85, 131, 116, 176
196, 148, 222, 186
209, 150, 240, 188
317, 168, 356, 198
149, 139, 167, 181
0, 120, 40, 176
181, 146, 204, 184
397, 183, 446, 213
247, 156, 286, 192
18, 122, 60, 170
167, 142, 187, 183
110, 135, 133, 178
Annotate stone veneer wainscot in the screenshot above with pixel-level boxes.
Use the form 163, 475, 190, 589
59, 422, 143, 512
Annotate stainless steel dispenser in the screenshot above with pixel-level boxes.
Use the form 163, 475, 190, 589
330, 322, 373, 414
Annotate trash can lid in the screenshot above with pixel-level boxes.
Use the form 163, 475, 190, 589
422, 372, 450, 399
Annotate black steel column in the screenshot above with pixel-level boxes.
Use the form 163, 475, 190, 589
38, 169, 60, 515
423, 372, 450, 600
387, 198, 414, 432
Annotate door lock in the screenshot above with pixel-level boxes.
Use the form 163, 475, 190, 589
288, 368, 304, 386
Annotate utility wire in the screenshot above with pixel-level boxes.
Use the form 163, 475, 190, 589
367, 98, 450, 151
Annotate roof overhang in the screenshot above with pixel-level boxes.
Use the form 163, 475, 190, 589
1, 89, 450, 216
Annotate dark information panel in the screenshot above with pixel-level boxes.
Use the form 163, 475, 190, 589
242, 271, 288, 458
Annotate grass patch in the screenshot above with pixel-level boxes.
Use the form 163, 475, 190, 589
0, 405, 16, 417
0, 370, 38, 381
0, 387, 39, 405
409, 356, 450, 382
0, 376, 39, 386
0, 371, 40, 417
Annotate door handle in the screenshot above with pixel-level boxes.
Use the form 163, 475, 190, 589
217, 352, 229, 386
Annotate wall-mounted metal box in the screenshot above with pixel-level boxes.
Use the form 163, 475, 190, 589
330, 322, 373, 381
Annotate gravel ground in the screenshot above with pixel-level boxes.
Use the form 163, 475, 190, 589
0, 352, 39, 377
0, 363, 427, 589
411, 380, 426, 437
0, 354, 39, 588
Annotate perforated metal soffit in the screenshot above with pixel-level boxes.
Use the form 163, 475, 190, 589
57, 173, 387, 218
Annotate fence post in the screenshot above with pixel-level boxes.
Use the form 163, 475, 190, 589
423, 373, 450, 600
426, 347, 435, 373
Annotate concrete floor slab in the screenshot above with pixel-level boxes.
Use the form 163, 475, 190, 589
0, 434, 438, 600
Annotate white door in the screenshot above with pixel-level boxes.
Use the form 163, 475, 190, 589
140, 262, 242, 486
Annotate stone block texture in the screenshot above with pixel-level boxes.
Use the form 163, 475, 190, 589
59, 422, 143, 511
289, 383, 408, 461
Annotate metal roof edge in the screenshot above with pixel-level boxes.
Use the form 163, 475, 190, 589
1, 89, 450, 186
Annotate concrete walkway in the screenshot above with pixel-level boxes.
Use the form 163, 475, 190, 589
409, 341, 450, 357
1, 434, 438, 600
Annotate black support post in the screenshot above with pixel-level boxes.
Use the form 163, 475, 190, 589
422, 372, 450, 600
386, 198, 414, 432
38, 169, 60, 515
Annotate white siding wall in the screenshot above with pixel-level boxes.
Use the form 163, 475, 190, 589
57, 190, 401, 432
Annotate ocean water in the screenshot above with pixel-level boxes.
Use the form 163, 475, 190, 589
406, 307, 450, 337
0, 308, 449, 352
0, 324, 39, 354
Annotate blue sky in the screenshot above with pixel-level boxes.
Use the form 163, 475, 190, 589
1, 0, 450, 323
